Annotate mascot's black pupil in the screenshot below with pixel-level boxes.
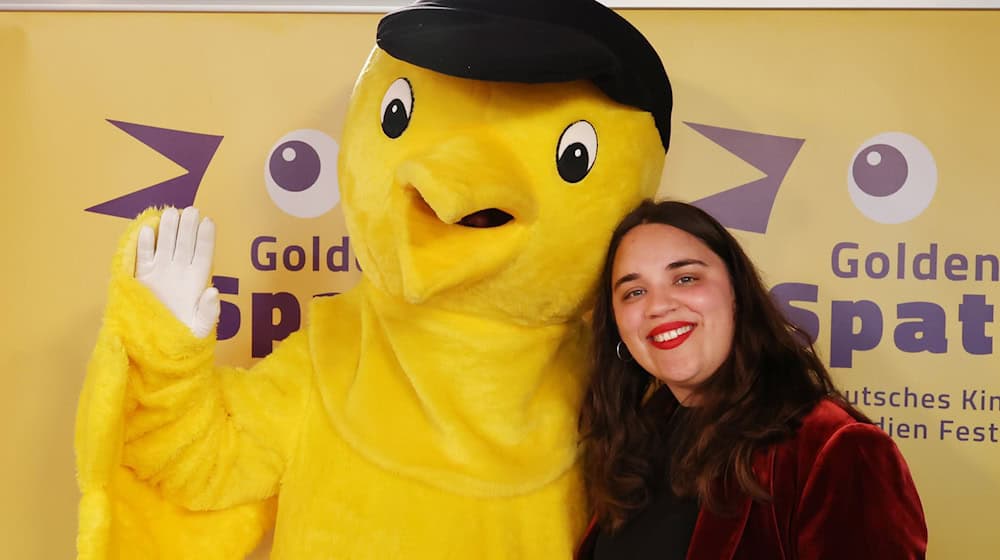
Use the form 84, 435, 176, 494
557, 143, 590, 183
382, 99, 410, 138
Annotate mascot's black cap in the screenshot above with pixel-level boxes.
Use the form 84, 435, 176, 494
376, 0, 673, 152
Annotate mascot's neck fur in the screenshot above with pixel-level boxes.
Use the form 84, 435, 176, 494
312, 278, 590, 497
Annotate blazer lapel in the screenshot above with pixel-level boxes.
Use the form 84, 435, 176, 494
686, 445, 778, 560
577, 502, 751, 560
577, 448, 778, 560
685, 494, 752, 560
574, 514, 600, 560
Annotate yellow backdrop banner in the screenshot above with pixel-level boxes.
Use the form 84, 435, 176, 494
1, 8, 996, 558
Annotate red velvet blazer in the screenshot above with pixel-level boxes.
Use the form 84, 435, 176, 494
576, 399, 928, 560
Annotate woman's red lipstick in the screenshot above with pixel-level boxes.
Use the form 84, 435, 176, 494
647, 322, 694, 350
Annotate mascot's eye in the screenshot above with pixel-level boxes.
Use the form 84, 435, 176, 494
556, 120, 598, 183
380, 77, 413, 139
264, 129, 340, 218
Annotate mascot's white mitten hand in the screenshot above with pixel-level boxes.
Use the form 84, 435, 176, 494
135, 206, 220, 339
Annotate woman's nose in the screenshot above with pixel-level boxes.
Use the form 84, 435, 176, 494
644, 287, 678, 318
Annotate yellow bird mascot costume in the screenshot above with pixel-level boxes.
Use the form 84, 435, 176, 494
75, 0, 673, 558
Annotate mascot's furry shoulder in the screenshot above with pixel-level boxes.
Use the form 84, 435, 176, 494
75, 0, 672, 558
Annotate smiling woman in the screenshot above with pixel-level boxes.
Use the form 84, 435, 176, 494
577, 199, 928, 560
610, 221, 736, 403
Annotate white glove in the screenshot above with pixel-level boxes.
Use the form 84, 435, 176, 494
135, 206, 220, 339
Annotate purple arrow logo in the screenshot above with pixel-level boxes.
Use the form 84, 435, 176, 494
688, 122, 804, 233
85, 120, 223, 218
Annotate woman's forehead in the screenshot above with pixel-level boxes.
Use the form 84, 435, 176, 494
615, 223, 714, 265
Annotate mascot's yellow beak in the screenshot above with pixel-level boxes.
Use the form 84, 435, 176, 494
340, 48, 665, 325
391, 131, 533, 302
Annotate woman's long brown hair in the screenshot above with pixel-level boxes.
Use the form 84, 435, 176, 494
579, 199, 867, 531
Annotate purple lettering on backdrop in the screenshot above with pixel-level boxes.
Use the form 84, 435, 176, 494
251, 292, 301, 358
85, 120, 222, 218
897, 242, 906, 280
312, 237, 321, 271
832, 242, 859, 278
865, 251, 890, 279
894, 302, 948, 354
851, 144, 908, 197
976, 254, 999, 281
212, 275, 240, 341
913, 243, 938, 280
327, 236, 351, 272
251, 236, 277, 271
684, 122, 804, 233
770, 282, 820, 342
960, 294, 994, 355
830, 300, 883, 368
283, 245, 306, 271
945, 254, 969, 280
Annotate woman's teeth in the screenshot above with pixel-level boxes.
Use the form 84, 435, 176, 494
651, 325, 693, 343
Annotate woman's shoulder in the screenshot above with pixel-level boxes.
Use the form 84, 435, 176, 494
780, 398, 896, 472
798, 398, 868, 437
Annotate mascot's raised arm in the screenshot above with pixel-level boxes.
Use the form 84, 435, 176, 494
75, 0, 672, 558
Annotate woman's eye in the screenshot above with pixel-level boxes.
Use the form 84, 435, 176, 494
623, 288, 645, 300
676, 275, 696, 285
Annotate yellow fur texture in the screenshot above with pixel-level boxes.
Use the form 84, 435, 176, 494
75, 47, 664, 558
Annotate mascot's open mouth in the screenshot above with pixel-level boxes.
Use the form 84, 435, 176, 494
457, 209, 514, 228
406, 186, 515, 229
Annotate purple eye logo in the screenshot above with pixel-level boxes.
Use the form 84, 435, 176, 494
848, 132, 936, 224
265, 129, 340, 218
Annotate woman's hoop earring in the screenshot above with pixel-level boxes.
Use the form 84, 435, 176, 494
616, 340, 631, 362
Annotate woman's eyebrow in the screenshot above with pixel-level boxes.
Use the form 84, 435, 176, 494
612, 272, 640, 291
667, 258, 708, 270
